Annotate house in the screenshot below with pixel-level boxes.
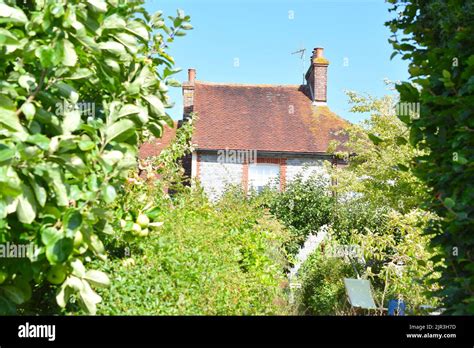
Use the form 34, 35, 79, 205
139, 48, 349, 197
182, 47, 349, 199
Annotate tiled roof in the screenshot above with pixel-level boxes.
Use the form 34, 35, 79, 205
139, 122, 178, 159
192, 82, 349, 153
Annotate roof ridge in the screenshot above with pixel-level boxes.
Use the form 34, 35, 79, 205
195, 81, 303, 88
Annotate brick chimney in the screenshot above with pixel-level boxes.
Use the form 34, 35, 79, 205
182, 68, 196, 120
305, 48, 329, 105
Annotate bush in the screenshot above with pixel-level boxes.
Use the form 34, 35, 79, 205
90, 183, 290, 315
351, 209, 441, 313
295, 209, 441, 315
265, 174, 335, 256
296, 247, 354, 315
331, 198, 391, 244
265, 182, 440, 315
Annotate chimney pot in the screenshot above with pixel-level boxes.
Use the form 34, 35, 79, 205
188, 68, 196, 83
314, 47, 324, 59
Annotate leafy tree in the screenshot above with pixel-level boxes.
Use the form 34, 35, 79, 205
265, 174, 335, 256
298, 91, 442, 314
386, 0, 474, 313
0, 0, 191, 314
330, 90, 428, 213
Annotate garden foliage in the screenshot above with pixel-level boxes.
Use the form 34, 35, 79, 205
0, 0, 191, 314
386, 0, 474, 314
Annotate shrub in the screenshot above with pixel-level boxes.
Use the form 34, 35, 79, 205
296, 246, 354, 315
265, 174, 335, 256
330, 91, 428, 213
331, 198, 391, 244
90, 183, 290, 315
295, 209, 441, 315
351, 209, 441, 313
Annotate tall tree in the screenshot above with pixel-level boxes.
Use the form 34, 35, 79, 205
386, 0, 474, 314
331, 91, 428, 212
0, 0, 191, 314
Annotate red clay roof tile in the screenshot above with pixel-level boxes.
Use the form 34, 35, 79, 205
192, 82, 348, 153
139, 122, 178, 159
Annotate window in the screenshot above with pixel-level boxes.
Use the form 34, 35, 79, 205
248, 163, 279, 193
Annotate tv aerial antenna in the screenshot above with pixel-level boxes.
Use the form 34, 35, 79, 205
291, 47, 307, 85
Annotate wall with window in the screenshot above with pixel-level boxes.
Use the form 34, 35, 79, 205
195, 152, 331, 200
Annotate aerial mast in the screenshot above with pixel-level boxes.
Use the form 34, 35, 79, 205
291, 47, 307, 85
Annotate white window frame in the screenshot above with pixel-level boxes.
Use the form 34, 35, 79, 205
248, 163, 280, 193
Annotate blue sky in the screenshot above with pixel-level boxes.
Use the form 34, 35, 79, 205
145, 0, 408, 124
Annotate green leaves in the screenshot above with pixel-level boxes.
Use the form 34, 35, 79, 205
105, 119, 135, 144
0, 0, 190, 315
143, 94, 165, 117
166, 78, 181, 87
35, 46, 57, 68
103, 14, 126, 30
58, 39, 78, 67
0, 3, 27, 25
41, 226, 63, 247
395, 82, 419, 102
46, 238, 74, 265
62, 109, 81, 134
440, 69, 455, 88
64, 210, 82, 234
21, 103, 36, 120
54, 82, 79, 103
113, 32, 138, 54
0, 166, 22, 197
444, 197, 455, 209
395, 136, 408, 146
0, 107, 25, 134
163, 67, 182, 78
0, 28, 24, 54
102, 185, 117, 203
18, 75, 37, 92
45, 167, 69, 206
386, 0, 474, 314
368, 133, 383, 145
177, 9, 185, 20
56, 271, 108, 314
17, 184, 37, 224
87, 0, 107, 13
98, 41, 126, 57
66, 68, 93, 80
118, 104, 146, 120
83, 270, 110, 288
125, 21, 149, 41
0, 145, 16, 164
1, 278, 31, 305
